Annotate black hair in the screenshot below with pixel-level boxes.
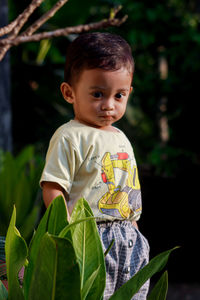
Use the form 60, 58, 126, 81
64, 32, 134, 85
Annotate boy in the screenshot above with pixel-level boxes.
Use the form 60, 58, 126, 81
40, 32, 149, 299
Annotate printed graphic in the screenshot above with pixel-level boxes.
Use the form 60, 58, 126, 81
98, 152, 141, 218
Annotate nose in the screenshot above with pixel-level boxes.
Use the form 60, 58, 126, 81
101, 98, 114, 111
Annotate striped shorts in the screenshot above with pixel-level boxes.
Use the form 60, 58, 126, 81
97, 220, 150, 300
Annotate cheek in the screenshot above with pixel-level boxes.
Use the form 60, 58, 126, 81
89, 101, 100, 111
118, 102, 127, 114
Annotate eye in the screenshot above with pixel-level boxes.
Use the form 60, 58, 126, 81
115, 93, 124, 99
92, 91, 103, 98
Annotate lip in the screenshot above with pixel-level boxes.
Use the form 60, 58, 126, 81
99, 113, 114, 118
99, 115, 114, 120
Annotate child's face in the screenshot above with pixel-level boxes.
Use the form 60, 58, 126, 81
61, 68, 133, 131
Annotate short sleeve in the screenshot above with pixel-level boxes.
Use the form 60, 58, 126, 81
40, 133, 81, 193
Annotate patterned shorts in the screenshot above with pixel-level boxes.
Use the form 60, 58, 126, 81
97, 220, 150, 300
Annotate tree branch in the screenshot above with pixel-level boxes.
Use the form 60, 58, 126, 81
0, 16, 127, 46
21, 0, 69, 37
0, 0, 44, 61
0, 0, 44, 37
0, 0, 127, 61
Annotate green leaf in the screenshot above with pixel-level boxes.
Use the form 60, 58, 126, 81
5, 207, 27, 300
109, 247, 178, 300
23, 196, 68, 299
59, 216, 95, 240
147, 271, 168, 300
70, 197, 94, 222
104, 239, 115, 257
45, 196, 69, 236
68, 198, 106, 300
0, 280, 8, 300
28, 233, 81, 300
82, 266, 100, 300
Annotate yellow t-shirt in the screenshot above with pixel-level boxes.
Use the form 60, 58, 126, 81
40, 120, 142, 221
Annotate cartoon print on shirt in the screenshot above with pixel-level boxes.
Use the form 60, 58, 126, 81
98, 152, 142, 218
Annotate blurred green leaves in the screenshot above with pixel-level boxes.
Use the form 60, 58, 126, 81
36, 39, 52, 65
0, 146, 44, 240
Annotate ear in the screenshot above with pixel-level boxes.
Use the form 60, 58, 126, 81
60, 82, 75, 104
129, 86, 133, 94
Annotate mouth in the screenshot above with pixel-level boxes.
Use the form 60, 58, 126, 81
99, 114, 114, 120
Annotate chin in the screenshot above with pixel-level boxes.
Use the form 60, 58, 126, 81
83, 118, 115, 128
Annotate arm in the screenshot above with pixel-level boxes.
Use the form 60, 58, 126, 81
42, 181, 70, 220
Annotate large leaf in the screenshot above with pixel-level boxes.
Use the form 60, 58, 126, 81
59, 216, 95, 240
66, 198, 106, 300
109, 247, 178, 300
28, 233, 81, 300
82, 266, 100, 300
147, 271, 168, 300
23, 196, 68, 298
5, 207, 27, 300
0, 280, 8, 300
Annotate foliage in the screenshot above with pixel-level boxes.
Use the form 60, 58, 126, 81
0, 146, 44, 240
147, 271, 168, 300
0, 196, 177, 299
